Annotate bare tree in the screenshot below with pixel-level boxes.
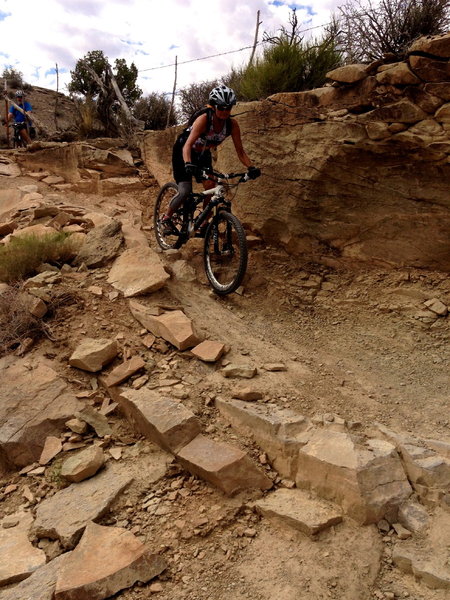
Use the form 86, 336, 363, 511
337, 0, 450, 62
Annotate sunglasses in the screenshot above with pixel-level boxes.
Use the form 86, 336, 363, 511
216, 105, 232, 111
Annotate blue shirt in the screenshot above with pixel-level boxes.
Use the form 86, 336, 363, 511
9, 101, 32, 124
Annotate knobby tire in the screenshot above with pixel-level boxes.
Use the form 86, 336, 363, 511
203, 211, 247, 295
154, 182, 183, 250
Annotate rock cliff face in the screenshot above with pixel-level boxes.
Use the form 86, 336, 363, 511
141, 33, 450, 272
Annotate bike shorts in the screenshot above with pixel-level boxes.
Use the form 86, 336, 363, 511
172, 136, 212, 184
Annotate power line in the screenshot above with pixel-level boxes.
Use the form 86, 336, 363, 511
137, 19, 335, 74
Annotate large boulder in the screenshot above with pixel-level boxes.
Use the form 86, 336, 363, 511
0, 356, 82, 473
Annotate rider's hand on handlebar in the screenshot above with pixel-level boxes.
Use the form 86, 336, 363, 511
185, 162, 199, 177
247, 166, 261, 180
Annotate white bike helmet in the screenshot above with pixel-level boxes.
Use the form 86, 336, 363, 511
15, 90, 24, 97
209, 85, 236, 107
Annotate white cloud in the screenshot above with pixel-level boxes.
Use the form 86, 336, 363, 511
0, 0, 345, 97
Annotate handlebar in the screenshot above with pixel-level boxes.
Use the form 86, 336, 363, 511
199, 168, 250, 184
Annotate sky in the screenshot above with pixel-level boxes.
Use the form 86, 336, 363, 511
0, 0, 345, 99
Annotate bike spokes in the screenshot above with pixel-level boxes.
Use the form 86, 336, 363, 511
204, 212, 247, 295
154, 182, 183, 250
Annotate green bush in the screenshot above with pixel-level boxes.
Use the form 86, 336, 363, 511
0, 232, 81, 283
225, 36, 342, 101
132, 92, 177, 130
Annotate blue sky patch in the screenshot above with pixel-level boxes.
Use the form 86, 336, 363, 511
269, 1, 284, 6
0, 11, 11, 21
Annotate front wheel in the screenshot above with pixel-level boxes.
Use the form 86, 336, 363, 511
204, 211, 248, 295
153, 182, 183, 250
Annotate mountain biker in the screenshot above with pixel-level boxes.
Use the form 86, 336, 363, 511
7, 90, 33, 145
161, 85, 260, 235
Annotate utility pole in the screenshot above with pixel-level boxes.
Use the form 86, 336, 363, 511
167, 55, 177, 129
248, 10, 262, 66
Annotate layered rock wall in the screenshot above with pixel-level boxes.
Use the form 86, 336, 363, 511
141, 33, 450, 271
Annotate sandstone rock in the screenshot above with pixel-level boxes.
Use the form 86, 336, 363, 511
393, 547, 450, 590
398, 443, 450, 500
107, 246, 170, 296
408, 32, 450, 58
31, 466, 133, 549
360, 100, 427, 123
65, 418, 87, 435
69, 338, 118, 372
23, 271, 61, 288
73, 220, 124, 268
60, 445, 105, 483
216, 398, 311, 479
6, 224, 58, 244
39, 436, 63, 465
0, 356, 82, 473
326, 64, 368, 84
101, 177, 144, 196
376, 62, 420, 86
251, 488, 342, 537
111, 387, 201, 454
0, 512, 46, 586
129, 302, 199, 350
76, 406, 112, 437
54, 522, 167, 600
221, 364, 257, 379
0, 552, 70, 600
191, 340, 225, 362
231, 387, 263, 401
176, 434, 272, 495
262, 362, 287, 372
424, 297, 448, 316
101, 356, 146, 387
170, 259, 197, 282
409, 55, 450, 82
295, 432, 412, 524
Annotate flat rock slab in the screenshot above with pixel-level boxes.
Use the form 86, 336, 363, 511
31, 466, 133, 549
107, 246, 170, 297
69, 338, 118, 373
0, 553, 70, 600
54, 522, 167, 600
0, 356, 82, 473
393, 547, 450, 590
113, 388, 201, 454
102, 356, 146, 387
0, 512, 46, 586
221, 364, 257, 379
176, 434, 272, 496
129, 301, 199, 350
251, 488, 342, 537
191, 340, 225, 362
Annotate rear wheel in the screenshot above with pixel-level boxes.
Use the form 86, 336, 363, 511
154, 182, 183, 250
204, 211, 248, 295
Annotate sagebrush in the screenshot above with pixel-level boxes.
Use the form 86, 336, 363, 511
0, 232, 81, 283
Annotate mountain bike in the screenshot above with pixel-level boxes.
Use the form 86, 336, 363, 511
11, 123, 28, 148
154, 168, 251, 295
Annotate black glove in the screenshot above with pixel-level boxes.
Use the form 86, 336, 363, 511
247, 166, 261, 180
184, 162, 198, 176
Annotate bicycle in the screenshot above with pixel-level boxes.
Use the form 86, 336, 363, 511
154, 168, 251, 295
11, 122, 28, 148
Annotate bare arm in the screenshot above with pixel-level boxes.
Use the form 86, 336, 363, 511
230, 119, 253, 168
182, 114, 208, 163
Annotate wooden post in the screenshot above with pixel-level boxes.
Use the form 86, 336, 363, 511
167, 55, 177, 129
54, 63, 59, 130
4, 79, 10, 148
248, 10, 261, 66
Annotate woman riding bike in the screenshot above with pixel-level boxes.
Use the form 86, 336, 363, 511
161, 85, 260, 235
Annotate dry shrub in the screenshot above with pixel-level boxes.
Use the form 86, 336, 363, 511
0, 232, 81, 283
0, 284, 45, 355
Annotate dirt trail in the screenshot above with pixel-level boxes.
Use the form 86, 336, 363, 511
1, 169, 449, 600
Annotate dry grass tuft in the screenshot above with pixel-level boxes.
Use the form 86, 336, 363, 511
0, 284, 46, 356
0, 232, 81, 283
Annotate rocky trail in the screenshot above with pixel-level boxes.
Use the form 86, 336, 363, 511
0, 146, 449, 600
